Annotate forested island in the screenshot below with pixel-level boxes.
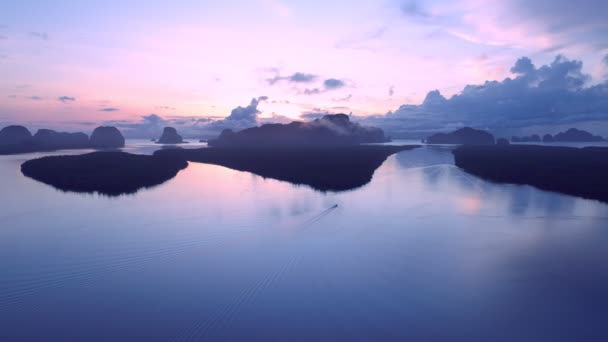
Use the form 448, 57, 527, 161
453, 145, 608, 203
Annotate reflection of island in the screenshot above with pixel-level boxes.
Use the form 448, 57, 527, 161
453, 145, 608, 203
156, 145, 418, 192
21, 152, 187, 196
394, 145, 455, 169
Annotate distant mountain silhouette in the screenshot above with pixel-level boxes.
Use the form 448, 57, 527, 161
157, 127, 185, 144
156, 145, 418, 192
21, 151, 187, 196
512, 128, 604, 143
553, 128, 604, 142
33, 129, 90, 149
425, 127, 495, 145
0, 125, 32, 145
453, 145, 608, 203
0, 125, 126, 154
1, 126, 89, 154
209, 114, 390, 148
90, 126, 125, 149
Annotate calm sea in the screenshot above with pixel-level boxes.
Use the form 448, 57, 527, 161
1, 140, 608, 341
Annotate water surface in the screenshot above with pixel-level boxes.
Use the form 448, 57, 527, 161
1, 141, 608, 341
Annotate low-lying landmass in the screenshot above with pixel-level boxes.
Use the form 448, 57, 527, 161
511, 134, 541, 143
21, 145, 419, 194
21, 152, 187, 196
453, 145, 608, 203
156, 145, 418, 191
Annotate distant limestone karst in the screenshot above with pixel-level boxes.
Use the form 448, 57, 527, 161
512, 128, 604, 143
0, 125, 126, 154
553, 128, 604, 142
542, 134, 554, 143
0, 125, 33, 145
157, 127, 184, 144
33, 129, 90, 149
424, 127, 495, 145
89, 126, 125, 149
208, 114, 390, 148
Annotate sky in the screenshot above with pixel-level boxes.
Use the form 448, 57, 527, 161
1, 0, 607, 138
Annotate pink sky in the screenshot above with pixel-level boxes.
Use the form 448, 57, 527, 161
1, 0, 607, 132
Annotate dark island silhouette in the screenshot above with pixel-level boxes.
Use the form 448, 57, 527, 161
90, 126, 125, 149
0, 125, 33, 145
453, 145, 608, 203
424, 127, 495, 145
0, 125, 125, 154
33, 129, 90, 149
156, 127, 185, 144
156, 145, 418, 192
512, 128, 605, 143
18, 115, 416, 193
153, 114, 414, 191
21, 151, 188, 196
496, 138, 510, 145
553, 128, 605, 142
209, 114, 390, 147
